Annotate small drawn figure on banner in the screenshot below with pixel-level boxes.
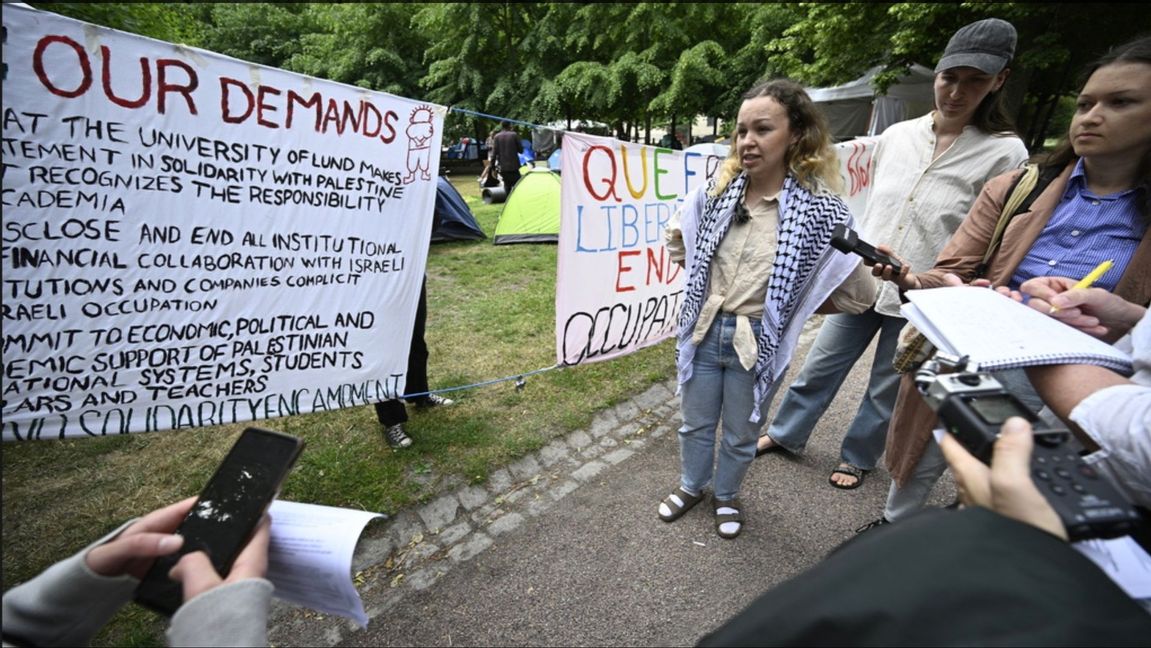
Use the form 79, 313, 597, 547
403, 105, 436, 184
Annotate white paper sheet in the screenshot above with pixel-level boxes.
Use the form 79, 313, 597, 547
1074, 536, 1151, 601
267, 500, 384, 627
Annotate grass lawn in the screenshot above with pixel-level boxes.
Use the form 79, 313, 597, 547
0, 170, 677, 646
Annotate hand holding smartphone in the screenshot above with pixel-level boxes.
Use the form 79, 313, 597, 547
831, 223, 903, 274
134, 427, 304, 615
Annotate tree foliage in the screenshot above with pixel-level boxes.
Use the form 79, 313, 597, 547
26, 2, 1150, 149
288, 4, 428, 98
29, 2, 205, 45
772, 2, 1151, 149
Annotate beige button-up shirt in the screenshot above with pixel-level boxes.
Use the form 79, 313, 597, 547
666, 195, 874, 369
860, 113, 1028, 316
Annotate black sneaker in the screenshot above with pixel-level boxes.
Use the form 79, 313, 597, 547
417, 394, 455, 408
384, 423, 412, 448
854, 517, 890, 534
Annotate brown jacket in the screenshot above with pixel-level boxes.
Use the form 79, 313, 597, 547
885, 162, 1151, 486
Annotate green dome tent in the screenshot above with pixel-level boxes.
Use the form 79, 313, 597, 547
492, 166, 561, 244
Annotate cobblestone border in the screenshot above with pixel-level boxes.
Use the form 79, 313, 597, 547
267, 378, 680, 646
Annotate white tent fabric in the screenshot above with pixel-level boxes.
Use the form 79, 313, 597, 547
867, 96, 906, 137
807, 64, 936, 140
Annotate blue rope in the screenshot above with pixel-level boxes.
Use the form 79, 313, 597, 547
398, 363, 563, 401
409, 106, 566, 399
447, 106, 550, 132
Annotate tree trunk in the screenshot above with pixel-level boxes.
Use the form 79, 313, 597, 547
1033, 60, 1076, 152
1033, 95, 1062, 152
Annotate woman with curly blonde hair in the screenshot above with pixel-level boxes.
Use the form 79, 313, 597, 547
658, 78, 875, 539
711, 80, 844, 197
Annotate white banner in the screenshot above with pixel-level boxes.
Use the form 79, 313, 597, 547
2, 5, 444, 440
556, 133, 723, 365
835, 137, 877, 222
555, 134, 876, 367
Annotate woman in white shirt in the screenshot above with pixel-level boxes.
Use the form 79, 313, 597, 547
756, 18, 1028, 492
658, 79, 874, 539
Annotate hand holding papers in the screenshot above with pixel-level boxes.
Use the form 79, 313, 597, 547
266, 500, 385, 628
900, 286, 1134, 374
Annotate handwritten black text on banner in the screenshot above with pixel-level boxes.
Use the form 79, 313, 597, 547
2, 4, 444, 440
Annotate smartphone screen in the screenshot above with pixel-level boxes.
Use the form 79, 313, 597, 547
135, 427, 303, 615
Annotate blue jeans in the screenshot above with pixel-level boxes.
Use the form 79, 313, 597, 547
765, 309, 905, 470
679, 315, 782, 501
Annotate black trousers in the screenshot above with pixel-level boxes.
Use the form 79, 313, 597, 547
501, 167, 521, 196
374, 278, 429, 426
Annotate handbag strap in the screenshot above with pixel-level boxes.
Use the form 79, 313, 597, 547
977, 164, 1037, 278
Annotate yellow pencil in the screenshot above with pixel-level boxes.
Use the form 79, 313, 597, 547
1050, 259, 1113, 313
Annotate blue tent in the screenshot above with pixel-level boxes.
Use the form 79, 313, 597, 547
517, 138, 535, 166
547, 148, 562, 172
432, 176, 486, 242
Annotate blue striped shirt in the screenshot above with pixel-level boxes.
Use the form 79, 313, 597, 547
1010, 158, 1146, 290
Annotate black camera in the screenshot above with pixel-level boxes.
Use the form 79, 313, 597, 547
915, 353, 1141, 542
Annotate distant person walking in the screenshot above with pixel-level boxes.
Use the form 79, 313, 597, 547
756, 18, 1028, 492
492, 122, 523, 195
478, 127, 500, 187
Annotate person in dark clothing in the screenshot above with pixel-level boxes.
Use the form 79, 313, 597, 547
374, 277, 454, 448
697, 418, 1151, 646
491, 122, 524, 195
374, 212, 454, 449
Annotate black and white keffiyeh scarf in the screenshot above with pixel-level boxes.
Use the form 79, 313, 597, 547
676, 172, 856, 422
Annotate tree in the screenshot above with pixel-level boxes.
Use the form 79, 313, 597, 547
194, 3, 315, 70
651, 41, 729, 145
771, 2, 1151, 150
606, 53, 665, 142
287, 4, 429, 99
413, 3, 553, 142
28, 2, 205, 44
533, 62, 617, 130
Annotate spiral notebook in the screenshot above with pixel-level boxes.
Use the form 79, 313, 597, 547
900, 286, 1134, 374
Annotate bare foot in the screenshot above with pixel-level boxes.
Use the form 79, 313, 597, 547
828, 463, 866, 489
756, 436, 779, 453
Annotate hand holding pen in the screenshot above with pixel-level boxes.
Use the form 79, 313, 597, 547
1049, 259, 1113, 313
1017, 268, 1145, 343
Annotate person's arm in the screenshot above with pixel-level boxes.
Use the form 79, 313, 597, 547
167, 517, 273, 647
1027, 361, 1151, 507
2, 499, 193, 647
1024, 363, 1133, 452
664, 208, 686, 267
2, 523, 142, 647
817, 261, 877, 314
1027, 364, 1131, 423
2, 499, 274, 648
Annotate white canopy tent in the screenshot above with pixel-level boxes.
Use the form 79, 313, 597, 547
807, 64, 936, 141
